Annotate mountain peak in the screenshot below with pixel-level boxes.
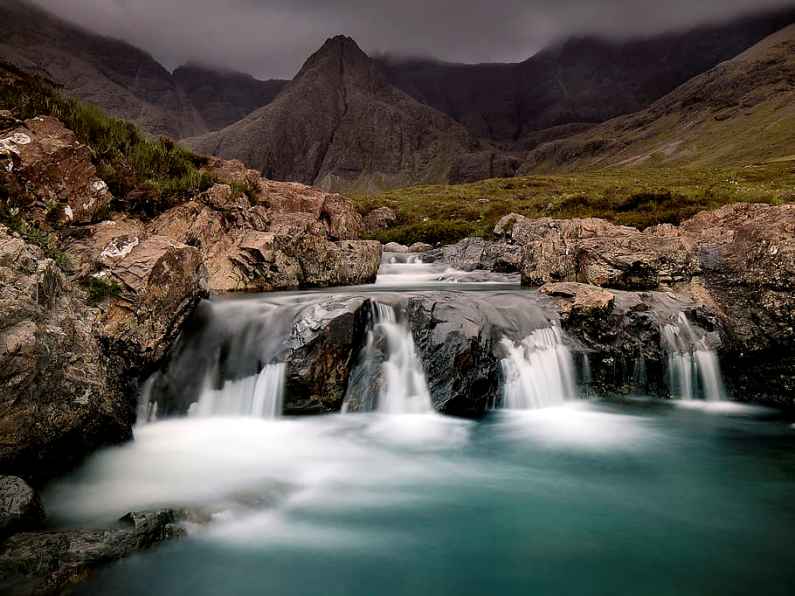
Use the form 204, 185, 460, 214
296, 34, 373, 80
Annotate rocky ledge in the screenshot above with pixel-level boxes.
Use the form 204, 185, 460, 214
0, 475, 184, 596
438, 204, 795, 406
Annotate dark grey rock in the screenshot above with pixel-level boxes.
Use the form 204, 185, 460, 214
0, 509, 185, 596
0, 476, 44, 540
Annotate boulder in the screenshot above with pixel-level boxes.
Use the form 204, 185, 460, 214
364, 206, 397, 232
0, 225, 131, 483
295, 238, 381, 288
283, 297, 370, 414
383, 242, 409, 253
408, 242, 433, 253
0, 476, 44, 539
100, 236, 208, 368
205, 231, 302, 292
0, 116, 112, 226
441, 237, 522, 272
0, 509, 184, 596
62, 217, 146, 274
406, 295, 501, 417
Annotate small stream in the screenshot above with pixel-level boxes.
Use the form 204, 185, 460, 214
43, 252, 795, 596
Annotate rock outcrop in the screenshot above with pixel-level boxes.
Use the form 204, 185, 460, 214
364, 207, 397, 233
0, 116, 112, 226
0, 509, 185, 596
482, 205, 795, 406
0, 225, 131, 483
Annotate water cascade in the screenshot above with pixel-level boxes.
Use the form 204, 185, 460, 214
343, 303, 433, 414
500, 327, 577, 409
662, 313, 725, 401
191, 363, 286, 418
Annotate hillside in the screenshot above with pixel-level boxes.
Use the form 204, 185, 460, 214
172, 64, 287, 132
0, 0, 283, 137
377, 7, 795, 145
185, 36, 480, 192
354, 164, 795, 245
522, 24, 795, 172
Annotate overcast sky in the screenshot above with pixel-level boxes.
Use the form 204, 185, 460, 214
32, 0, 795, 79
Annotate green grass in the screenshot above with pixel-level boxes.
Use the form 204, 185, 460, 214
0, 63, 214, 217
354, 164, 795, 245
84, 275, 123, 305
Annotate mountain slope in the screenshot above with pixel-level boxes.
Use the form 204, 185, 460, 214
185, 36, 475, 192
521, 24, 795, 172
377, 7, 795, 144
0, 0, 204, 138
172, 64, 287, 132
0, 0, 283, 138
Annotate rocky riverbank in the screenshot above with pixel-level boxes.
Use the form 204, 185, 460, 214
435, 205, 795, 405
2, 112, 795, 593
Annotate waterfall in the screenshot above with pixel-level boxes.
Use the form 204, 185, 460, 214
500, 327, 576, 409
136, 375, 158, 425
191, 363, 286, 418
343, 302, 433, 414
662, 313, 725, 401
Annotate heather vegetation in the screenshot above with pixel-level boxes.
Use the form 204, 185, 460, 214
0, 62, 213, 217
355, 163, 795, 245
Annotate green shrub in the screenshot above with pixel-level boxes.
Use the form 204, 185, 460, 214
84, 275, 123, 305
368, 219, 479, 246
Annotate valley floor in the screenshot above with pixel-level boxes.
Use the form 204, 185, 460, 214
355, 163, 795, 245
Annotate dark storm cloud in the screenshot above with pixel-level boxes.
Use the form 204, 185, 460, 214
31, 0, 795, 79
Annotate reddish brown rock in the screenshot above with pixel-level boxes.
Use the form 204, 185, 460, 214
364, 206, 397, 233
100, 236, 208, 365
0, 116, 112, 225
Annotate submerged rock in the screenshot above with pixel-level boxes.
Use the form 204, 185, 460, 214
0, 476, 44, 539
0, 509, 185, 596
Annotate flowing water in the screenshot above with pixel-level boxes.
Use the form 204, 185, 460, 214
42, 256, 795, 596
500, 327, 576, 409
663, 313, 725, 401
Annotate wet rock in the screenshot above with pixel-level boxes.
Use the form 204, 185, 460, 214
0, 509, 185, 596
540, 282, 717, 397
404, 293, 550, 417
440, 237, 522, 273
675, 203, 795, 406
0, 116, 112, 226
408, 242, 433, 253
0, 224, 131, 483
0, 476, 44, 539
364, 206, 397, 232
283, 297, 370, 414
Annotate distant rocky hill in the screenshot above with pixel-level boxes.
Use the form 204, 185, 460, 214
0, 0, 285, 138
522, 24, 795, 172
172, 64, 287, 132
185, 36, 482, 192
377, 7, 795, 146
